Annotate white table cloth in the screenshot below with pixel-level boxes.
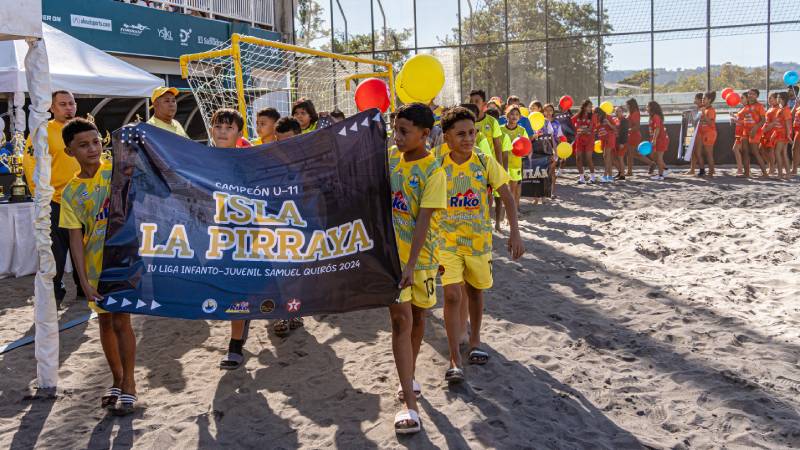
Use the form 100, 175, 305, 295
0, 201, 37, 279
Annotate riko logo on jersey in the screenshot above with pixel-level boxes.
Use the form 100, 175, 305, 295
449, 189, 480, 209
392, 191, 410, 213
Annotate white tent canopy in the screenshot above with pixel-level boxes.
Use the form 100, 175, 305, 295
0, 23, 162, 97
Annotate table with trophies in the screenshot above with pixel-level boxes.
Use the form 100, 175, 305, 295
0, 132, 37, 279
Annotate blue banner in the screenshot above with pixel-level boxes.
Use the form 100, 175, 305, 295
98, 110, 402, 320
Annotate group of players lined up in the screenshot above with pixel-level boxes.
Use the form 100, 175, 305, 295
46, 86, 524, 435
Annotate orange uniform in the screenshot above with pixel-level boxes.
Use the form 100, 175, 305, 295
649, 114, 669, 152
738, 102, 766, 145
572, 114, 594, 153
794, 107, 800, 138
597, 116, 618, 150
628, 110, 642, 147
697, 106, 717, 147
733, 111, 744, 142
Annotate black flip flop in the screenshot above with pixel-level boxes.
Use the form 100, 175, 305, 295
468, 347, 489, 365
445, 367, 465, 383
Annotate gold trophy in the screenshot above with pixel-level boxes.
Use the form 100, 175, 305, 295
0, 132, 29, 202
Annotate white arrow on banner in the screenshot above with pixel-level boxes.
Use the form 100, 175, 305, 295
150, 300, 161, 310
338, 127, 347, 136
136, 299, 146, 309
105, 296, 117, 306
121, 298, 132, 308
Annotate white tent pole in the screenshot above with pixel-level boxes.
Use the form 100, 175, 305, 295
13, 91, 25, 134
25, 37, 58, 389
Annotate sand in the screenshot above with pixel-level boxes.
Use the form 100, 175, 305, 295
1, 166, 799, 449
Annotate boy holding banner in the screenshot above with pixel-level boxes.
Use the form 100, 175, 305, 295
59, 118, 139, 415
388, 103, 448, 434
437, 107, 525, 384
210, 109, 258, 370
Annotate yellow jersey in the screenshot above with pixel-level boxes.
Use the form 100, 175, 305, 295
500, 124, 529, 175
147, 116, 189, 138
59, 160, 112, 288
389, 147, 447, 270
23, 120, 81, 204
475, 114, 502, 153
440, 150, 509, 256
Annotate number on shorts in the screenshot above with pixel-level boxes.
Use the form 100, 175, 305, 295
424, 278, 435, 296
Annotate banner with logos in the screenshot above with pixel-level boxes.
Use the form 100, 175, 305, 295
42, 0, 281, 59
98, 110, 402, 320
521, 155, 552, 198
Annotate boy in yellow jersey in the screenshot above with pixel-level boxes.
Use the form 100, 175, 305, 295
252, 107, 280, 145
59, 118, 139, 415
387, 103, 447, 434
500, 105, 529, 216
438, 107, 525, 383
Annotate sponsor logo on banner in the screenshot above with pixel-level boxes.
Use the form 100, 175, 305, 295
42, 15, 62, 23
523, 166, 550, 179
449, 189, 480, 209
286, 299, 301, 313
198, 35, 224, 47
225, 301, 250, 314
180, 28, 192, 46
202, 298, 218, 313
158, 27, 174, 41
121, 23, 150, 37
71, 14, 112, 32
260, 300, 276, 313
392, 192, 409, 214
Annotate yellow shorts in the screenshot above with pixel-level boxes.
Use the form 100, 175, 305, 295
399, 269, 438, 309
509, 168, 522, 182
88, 300, 108, 314
439, 251, 493, 289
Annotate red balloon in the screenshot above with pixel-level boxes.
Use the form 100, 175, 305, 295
512, 137, 532, 157
726, 92, 741, 107
721, 87, 734, 100
559, 95, 573, 111
559, 135, 568, 143
354, 78, 390, 113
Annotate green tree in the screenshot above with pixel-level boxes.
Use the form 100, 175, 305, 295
449, 0, 610, 103
295, 0, 328, 49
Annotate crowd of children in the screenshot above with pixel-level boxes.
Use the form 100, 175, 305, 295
49, 81, 800, 434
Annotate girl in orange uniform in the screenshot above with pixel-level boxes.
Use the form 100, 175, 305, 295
739, 89, 768, 177
793, 98, 800, 175
730, 92, 747, 176
625, 98, 655, 176
773, 92, 793, 179
760, 93, 780, 175
572, 100, 595, 184
647, 101, 669, 180
696, 91, 717, 177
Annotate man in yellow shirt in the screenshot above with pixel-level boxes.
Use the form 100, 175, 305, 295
22, 90, 83, 306
146, 87, 189, 138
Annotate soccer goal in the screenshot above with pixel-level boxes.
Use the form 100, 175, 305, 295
180, 35, 395, 139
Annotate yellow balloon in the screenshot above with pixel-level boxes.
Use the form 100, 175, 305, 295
395, 70, 426, 104
594, 140, 603, 153
556, 142, 573, 159
397, 54, 445, 103
529, 111, 545, 131
600, 101, 613, 115
519, 106, 530, 117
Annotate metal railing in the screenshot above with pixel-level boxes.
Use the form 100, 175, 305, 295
132, 0, 275, 28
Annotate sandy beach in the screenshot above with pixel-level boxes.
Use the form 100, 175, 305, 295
2, 166, 799, 449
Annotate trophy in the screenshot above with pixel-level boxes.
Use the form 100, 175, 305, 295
0, 132, 29, 202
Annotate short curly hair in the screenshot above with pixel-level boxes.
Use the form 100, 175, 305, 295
440, 106, 476, 133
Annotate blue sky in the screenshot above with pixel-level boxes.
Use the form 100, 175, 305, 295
308, 1, 799, 71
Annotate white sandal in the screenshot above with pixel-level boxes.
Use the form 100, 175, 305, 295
394, 409, 421, 435
396, 379, 422, 402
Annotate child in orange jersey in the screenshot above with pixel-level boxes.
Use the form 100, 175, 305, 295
696, 91, 717, 177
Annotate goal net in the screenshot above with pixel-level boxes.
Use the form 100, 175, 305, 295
180, 35, 395, 139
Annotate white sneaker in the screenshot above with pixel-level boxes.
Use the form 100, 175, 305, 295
650, 175, 664, 181
599, 175, 610, 183
589, 175, 597, 184
556, 169, 562, 177
663, 169, 671, 178
578, 175, 586, 184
